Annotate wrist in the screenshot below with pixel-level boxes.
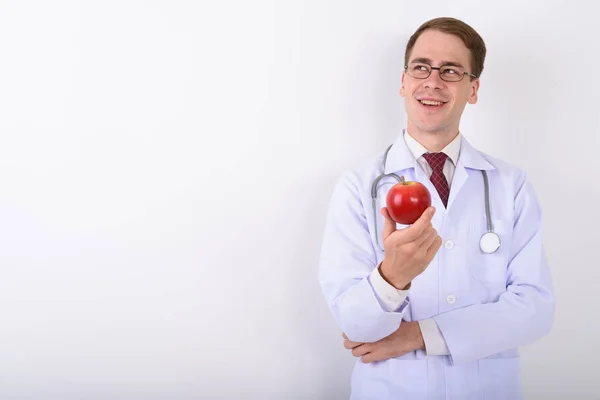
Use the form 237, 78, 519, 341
412, 321, 425, 351
379, 261, 411, 290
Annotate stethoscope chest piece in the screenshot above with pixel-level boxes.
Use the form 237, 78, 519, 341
480, 232, 501, 254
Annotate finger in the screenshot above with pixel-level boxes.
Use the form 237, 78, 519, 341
426, 235, 443, 257
403, 207, 436, 241
343, 339, 364, 350
418, 228, 438, 249
361, 348, 387, 363
380, 207, 396, 240
361, 352, 378, 363
342, 333, 365, 350
414, 225, 435, 246
352, 344, 370, 357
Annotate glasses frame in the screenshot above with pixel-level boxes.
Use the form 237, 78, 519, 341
404, 63, 478, 82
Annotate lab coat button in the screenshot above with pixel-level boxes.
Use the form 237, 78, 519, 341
446, 294, 456, 304
445, 240, 454, 249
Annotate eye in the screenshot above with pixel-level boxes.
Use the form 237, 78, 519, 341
411, 64, 430, 72
441, 67, 460, 75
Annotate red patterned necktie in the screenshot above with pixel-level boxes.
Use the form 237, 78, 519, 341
422, 152, 449, 207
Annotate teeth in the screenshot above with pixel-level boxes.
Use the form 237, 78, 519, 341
420, 100, 443, 106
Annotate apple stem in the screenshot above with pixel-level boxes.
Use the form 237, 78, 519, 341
400, 175, 405, 184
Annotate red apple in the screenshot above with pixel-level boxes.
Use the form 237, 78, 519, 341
385, 177, 431, 225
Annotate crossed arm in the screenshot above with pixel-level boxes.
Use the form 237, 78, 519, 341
342, 321, 425, 363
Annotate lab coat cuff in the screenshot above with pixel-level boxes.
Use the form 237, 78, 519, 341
419, 318, 450, 356
369, 264, 409, 312
341, 275, 409, 343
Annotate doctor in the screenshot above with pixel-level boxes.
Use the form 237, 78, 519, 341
318, 17, 554, 399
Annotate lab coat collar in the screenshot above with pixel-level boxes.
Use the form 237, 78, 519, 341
383, 131, 416, 174
457, 136, 495, 171
384, 130, 495, 174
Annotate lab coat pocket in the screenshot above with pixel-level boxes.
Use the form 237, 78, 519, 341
468, 219, 509, 284
478, 357, 522, 399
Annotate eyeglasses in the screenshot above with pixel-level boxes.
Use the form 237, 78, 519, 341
404, 62, 478, 82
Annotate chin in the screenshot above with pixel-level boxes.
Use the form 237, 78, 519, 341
411, 120, 450, 134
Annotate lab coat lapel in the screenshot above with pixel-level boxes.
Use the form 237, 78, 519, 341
448, 136, 495, 210
448, 162, 468, 210
384, 133, 417, 175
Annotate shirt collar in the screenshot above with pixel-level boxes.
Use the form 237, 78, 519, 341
403, 129, 461, 166
384, 129, 495, 174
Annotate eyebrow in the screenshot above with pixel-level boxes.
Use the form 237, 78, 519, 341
410, 57, 465, 69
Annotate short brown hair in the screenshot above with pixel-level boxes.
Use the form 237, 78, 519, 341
404, 17, 487, 79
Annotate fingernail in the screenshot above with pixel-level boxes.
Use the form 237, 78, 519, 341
429, 207, 435, 216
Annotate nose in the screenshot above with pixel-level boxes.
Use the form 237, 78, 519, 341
423, 68, 445, 90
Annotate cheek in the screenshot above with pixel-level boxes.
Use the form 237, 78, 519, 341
401, 83, 412, 97
451, 90, 471, 106
402, 80, 418, 95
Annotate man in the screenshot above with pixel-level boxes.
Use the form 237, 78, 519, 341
318, 17, 554, 399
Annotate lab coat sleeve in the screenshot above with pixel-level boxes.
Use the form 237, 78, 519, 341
433, 175, 555, 365
319, 170, 409, 343
370, 266, 410, 312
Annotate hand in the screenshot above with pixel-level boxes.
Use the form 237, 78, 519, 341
379, 206, 442, 289
342, 321, 425, 363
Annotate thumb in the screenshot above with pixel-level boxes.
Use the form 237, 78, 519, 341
380, 207, 396, 240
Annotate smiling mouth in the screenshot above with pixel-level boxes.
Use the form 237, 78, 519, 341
418, 99, 447, 107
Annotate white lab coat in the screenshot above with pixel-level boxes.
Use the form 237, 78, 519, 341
318, 133, 554, 399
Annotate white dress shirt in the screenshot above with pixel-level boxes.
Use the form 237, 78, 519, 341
368, 130, 462, 356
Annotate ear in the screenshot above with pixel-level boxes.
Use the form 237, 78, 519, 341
400, 72, 406, 97
467, 78, 480, 104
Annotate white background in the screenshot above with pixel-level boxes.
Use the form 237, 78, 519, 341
0, 1, 597, 399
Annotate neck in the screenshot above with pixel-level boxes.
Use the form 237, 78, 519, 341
406, 123, 459, 152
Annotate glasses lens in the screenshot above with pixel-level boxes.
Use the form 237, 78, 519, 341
439, 65, 465, 82
407, 63, 431, 79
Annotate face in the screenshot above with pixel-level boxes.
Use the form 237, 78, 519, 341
400, 29, 480, 138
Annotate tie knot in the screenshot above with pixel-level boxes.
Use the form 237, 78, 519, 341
423, 152, 448, 172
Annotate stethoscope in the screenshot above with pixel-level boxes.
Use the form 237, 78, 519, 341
371, 144, 501, 254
